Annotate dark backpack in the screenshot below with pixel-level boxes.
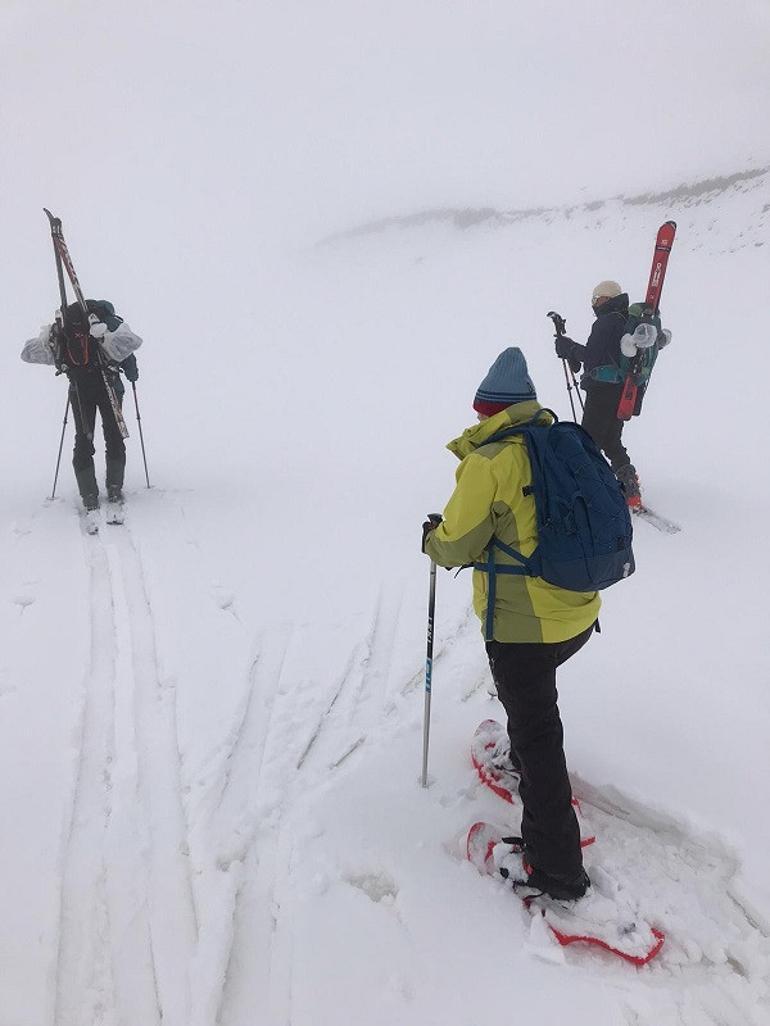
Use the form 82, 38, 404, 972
618, 302, 663, 384
59, 299, 123, 368
474, 411, 634, 640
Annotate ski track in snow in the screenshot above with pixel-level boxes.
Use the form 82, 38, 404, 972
216, 583, 408, 1025
44, 502, 770, 1026
295, 583, 403, 774
53, 515, 199, 1026
108, 526, 199, 1023
193, 626, 294, 1026
54, 535, 124, 1026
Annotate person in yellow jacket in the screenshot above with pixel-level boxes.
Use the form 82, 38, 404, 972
423, 347, 599, 901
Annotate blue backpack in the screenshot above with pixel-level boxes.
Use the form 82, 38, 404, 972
474, 410, 634, 640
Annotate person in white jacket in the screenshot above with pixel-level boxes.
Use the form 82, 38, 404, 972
21, 300, 142, 511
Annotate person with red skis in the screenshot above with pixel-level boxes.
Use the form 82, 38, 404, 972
553, 280, 643, 507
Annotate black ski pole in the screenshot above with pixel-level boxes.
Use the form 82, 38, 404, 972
50, 394, 70, 500
421, 555, 437, 787
547, 310, 584, 421
131, 382, 151, 487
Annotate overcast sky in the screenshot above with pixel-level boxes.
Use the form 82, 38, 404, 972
1, 0, 769, 290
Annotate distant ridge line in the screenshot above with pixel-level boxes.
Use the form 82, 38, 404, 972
320, 165, 769, 244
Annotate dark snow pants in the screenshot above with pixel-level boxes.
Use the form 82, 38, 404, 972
485, 623, 594, 881
69, 370, 125, 507
580, 383, 629, 473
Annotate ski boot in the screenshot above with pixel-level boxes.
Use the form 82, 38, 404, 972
106, 460, 125, 525
493, 836, 590, 901
76, 466, 101, 533
615, 463, 642, 510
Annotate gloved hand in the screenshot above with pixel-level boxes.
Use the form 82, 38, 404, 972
421, 513, 443, 553
121, 354, 139, 382
555, 335, 577, 360
88, 314, 108, 339
47, 322, 61, 351
620, 334, 637, 358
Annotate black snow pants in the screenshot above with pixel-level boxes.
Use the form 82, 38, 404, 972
485, 623, 594, 881
580, 382, 629, 473
69, 369, 125, 508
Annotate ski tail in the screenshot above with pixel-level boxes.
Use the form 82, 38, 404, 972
616, 375, 638, 422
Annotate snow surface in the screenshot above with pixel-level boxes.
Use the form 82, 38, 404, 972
2, 3, 770, 1024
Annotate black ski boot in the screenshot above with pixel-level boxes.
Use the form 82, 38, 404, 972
75, 465, 100, 511
524, 864, 591, 901
495, 836, 590, 901
105, 458, 125, 504
105, 459, 126, 524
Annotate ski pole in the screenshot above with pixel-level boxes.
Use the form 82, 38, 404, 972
131, 382, 151, 488
50, 394, 70, 500
547, 310, 584, 420
421, 557, 437, 788
560, 360, 578, 423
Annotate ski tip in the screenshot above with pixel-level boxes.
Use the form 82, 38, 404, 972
43, 208, 62, 230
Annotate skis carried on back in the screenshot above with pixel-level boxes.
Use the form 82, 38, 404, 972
616, 221, 676, 421
43, 208, 129, 439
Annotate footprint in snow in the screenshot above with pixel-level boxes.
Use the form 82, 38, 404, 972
212, 584, 239, 617
345, 871, 399, 904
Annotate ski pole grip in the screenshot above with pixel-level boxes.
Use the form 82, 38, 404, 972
547, 310, 566, 336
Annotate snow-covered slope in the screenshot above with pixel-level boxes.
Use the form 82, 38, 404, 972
1, 167, 769, 1025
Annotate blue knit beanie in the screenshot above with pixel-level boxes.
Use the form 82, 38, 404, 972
473, 347, 537, 416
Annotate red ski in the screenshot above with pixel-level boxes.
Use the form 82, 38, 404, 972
467, 822, 665, 966
616, 220, 677, 421
471, 719, 596, 847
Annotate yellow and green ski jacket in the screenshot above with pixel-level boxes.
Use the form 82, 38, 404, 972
424, 400, 601, 644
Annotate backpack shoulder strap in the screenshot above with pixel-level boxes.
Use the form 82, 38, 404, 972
483, 408, 558, 447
